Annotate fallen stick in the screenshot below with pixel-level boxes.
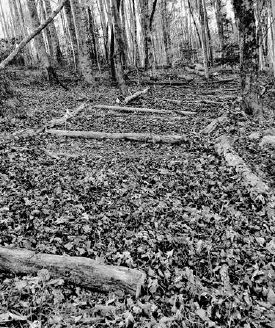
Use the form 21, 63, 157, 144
201, 113, 228, 134
215, 135, 275, 217
124, 87, 149, 104
47, 103, 87, 128
93, 104, 196, 116
46, 129, 187, 144
0, 247, 145, 297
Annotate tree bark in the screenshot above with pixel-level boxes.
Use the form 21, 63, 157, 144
64, 0, 79, 71
43, 0, 63, 64
47, 129, 187, 144
0, 247, 145, 297
69, 0, 94, 83
232, 0, 261, 115
198, 0, 209, 79
214, 0, 224, 57
111, 0, 127, 95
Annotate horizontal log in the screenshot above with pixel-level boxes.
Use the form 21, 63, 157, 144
93, 104, 196, 116
0, 247, 145, 297
93, 104, 168, 114
46, 129, 187, 144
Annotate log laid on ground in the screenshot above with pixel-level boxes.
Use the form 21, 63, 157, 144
0, 247, 145, 297
93, 104, 196, 116
124, 88, 149, 104
47, 103, 87, 128
201, 113, 228, 134
46, 129, 187, 144
259, 136, 275, 148
215, 135, 269, 194
215, 135, 275, 218
94, 104, 169, 114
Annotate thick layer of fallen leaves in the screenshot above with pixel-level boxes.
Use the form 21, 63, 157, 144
0, 68, 274, 328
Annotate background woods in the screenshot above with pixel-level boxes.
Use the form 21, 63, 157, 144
0, 1, 275, 104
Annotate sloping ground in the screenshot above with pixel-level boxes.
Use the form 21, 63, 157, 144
0, 69, 274, 327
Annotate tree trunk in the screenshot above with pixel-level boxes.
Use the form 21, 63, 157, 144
44, 0, 63, 64
161, 0, 171, 66
214, 0, 224, 57
0, 0, 10, 40
111, 0, 127, 95
232, 0, 261, 116
69, 0, 94, 83
64, 0, 79, 71
198, 0, 209, 79
96, 0, 108, 62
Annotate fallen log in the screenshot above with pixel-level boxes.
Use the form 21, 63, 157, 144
259, 136, 275, 148
124, 87, 149, 104
215, 135, 275, 217
93, 104, 196, 116
93, 104, 169, 114
0, 247, 145, 297
46, 129, 187, 144
47, 103, 87, 128
201, 113, 228, 134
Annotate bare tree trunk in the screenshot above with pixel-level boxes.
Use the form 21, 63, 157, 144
64, 0, 79, 71
97, 0, 108, 62
69, 0, 94, 83
198, 0, 209, 79
214, 0, 224, 58
111, 0, 127, 95
233, 0, 261, 116
26, 0, 59, 83
0, 0, 11, 40
44, 0, 63, 64
161, 0, 171, 66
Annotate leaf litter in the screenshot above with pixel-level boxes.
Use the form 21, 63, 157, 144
0, 70, 275, 327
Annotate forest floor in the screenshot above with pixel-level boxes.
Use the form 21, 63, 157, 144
0, 66, 275, 328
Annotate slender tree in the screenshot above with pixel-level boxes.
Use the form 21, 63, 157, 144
232, 0, 261, 115
44, 0, 63, 64
69, 0, 94, 83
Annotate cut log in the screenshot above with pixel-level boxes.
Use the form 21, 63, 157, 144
124, 88, 149, 104
47, 103, 87, 128
201, 113, 228, 134
93, 104, 196, 116
46, 129, 187, 144
215, 135, 275, 218
0, 247, 145, 297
